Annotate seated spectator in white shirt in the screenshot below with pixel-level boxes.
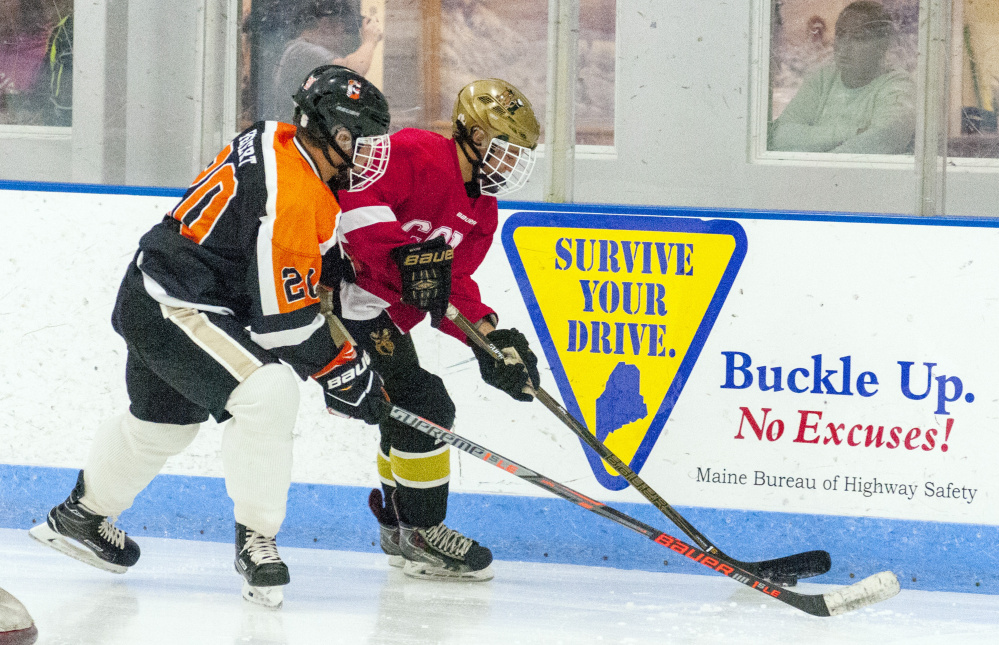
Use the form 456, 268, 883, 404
769, 1, 915, 154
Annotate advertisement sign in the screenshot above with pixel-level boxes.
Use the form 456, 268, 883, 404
503, 209, 997, 525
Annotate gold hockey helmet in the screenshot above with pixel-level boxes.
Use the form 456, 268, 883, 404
452, 78, 540, 150
452, 79, 540, 197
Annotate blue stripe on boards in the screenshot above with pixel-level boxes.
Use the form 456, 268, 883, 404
0, 464, 994, 595
5, 179, 999, 230
0, 179, 185, 198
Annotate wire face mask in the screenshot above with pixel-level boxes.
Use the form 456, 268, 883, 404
477, 138, 535, 197
348, 134, 391, 191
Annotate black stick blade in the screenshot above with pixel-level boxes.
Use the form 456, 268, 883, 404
747, 550, 832, 587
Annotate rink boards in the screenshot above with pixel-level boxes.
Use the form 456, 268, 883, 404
0, 183, 996, 595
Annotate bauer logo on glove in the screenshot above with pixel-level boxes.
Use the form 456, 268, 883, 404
391, 236, 453, 328
322, 348, 370, 389
401, 247, 454, 266
313, 341, 390, 425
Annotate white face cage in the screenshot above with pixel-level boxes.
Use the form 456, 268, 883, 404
478, 138, 536, 197
348, 134, 391, 191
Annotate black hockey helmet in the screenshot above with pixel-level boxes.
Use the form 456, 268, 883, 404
293, 64, 390, 144
293, 65, 391, 190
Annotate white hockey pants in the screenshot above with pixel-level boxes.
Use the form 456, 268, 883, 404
81, 363, 299, 538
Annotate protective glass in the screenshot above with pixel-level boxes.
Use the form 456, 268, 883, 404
478, 138, 536, 196
349, 134, 390, 191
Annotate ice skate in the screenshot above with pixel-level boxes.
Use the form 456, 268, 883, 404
398, 520, 494, 581
368, 489, 404, 568
388, 488, 492, 582
235, 523, 290, 609
28, 470, 140, 574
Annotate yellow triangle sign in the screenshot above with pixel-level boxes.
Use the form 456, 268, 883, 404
502, 210, 747, 490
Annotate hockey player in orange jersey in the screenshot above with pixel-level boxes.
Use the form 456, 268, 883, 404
30, 65, 392, 609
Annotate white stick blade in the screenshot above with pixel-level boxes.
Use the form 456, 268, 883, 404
823, 571, 900, 616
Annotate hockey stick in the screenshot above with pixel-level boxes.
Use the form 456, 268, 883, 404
446, 305, 830, 585
386, 403, 899, 616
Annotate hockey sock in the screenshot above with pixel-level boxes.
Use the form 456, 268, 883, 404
222, 363, 299, 537
81, 412, 200, 517
388, 442, 450, 526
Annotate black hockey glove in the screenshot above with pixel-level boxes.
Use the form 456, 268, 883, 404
471, 328, 541, 402
391, 236, 453, 328
315, 341, 390, 425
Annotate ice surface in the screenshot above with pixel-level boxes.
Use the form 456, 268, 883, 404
1, 528, 996, 644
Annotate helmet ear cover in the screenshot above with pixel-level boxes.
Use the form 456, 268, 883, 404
295, 109, 354, 191
295, 110, 353, 163
453, 118, 487, 198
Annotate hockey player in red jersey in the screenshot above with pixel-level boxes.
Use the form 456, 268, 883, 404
332, 78, 542, 581
29, 65, 392, 609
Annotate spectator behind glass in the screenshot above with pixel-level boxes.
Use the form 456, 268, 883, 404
267, 0, 383, 121
0, 0, 50, 125
768, 1, 915, 154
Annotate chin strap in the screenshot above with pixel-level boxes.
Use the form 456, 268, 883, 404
454, 121, 484, 198
327, 174, 349, 193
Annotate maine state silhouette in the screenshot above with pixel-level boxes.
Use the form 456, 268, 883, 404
595, 362, 648, 443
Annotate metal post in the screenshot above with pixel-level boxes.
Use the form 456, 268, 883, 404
71, 1, 109, 183
71, 0, 130, 184
196, 0, 239, 171
914, 0, 952, 216
543, 0, 578, 203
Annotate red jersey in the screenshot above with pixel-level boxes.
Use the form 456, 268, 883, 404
336, 128, 498, 341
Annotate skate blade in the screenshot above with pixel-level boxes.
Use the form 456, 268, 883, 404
28, 522, 127, 574
387, 555, 405, 569
402, 560, 494, 582
241, 581, 284, 609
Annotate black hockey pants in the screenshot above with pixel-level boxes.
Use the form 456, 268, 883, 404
341, 313, 455, 527
112, 259, 279, 425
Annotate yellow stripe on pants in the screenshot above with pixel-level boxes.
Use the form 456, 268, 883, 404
389, 445, 450, 489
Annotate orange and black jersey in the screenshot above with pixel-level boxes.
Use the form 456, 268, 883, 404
136, 121, 340, 378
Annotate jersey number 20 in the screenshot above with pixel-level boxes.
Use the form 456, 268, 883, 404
171, 145, 238, 244
282, 267, 318, 304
